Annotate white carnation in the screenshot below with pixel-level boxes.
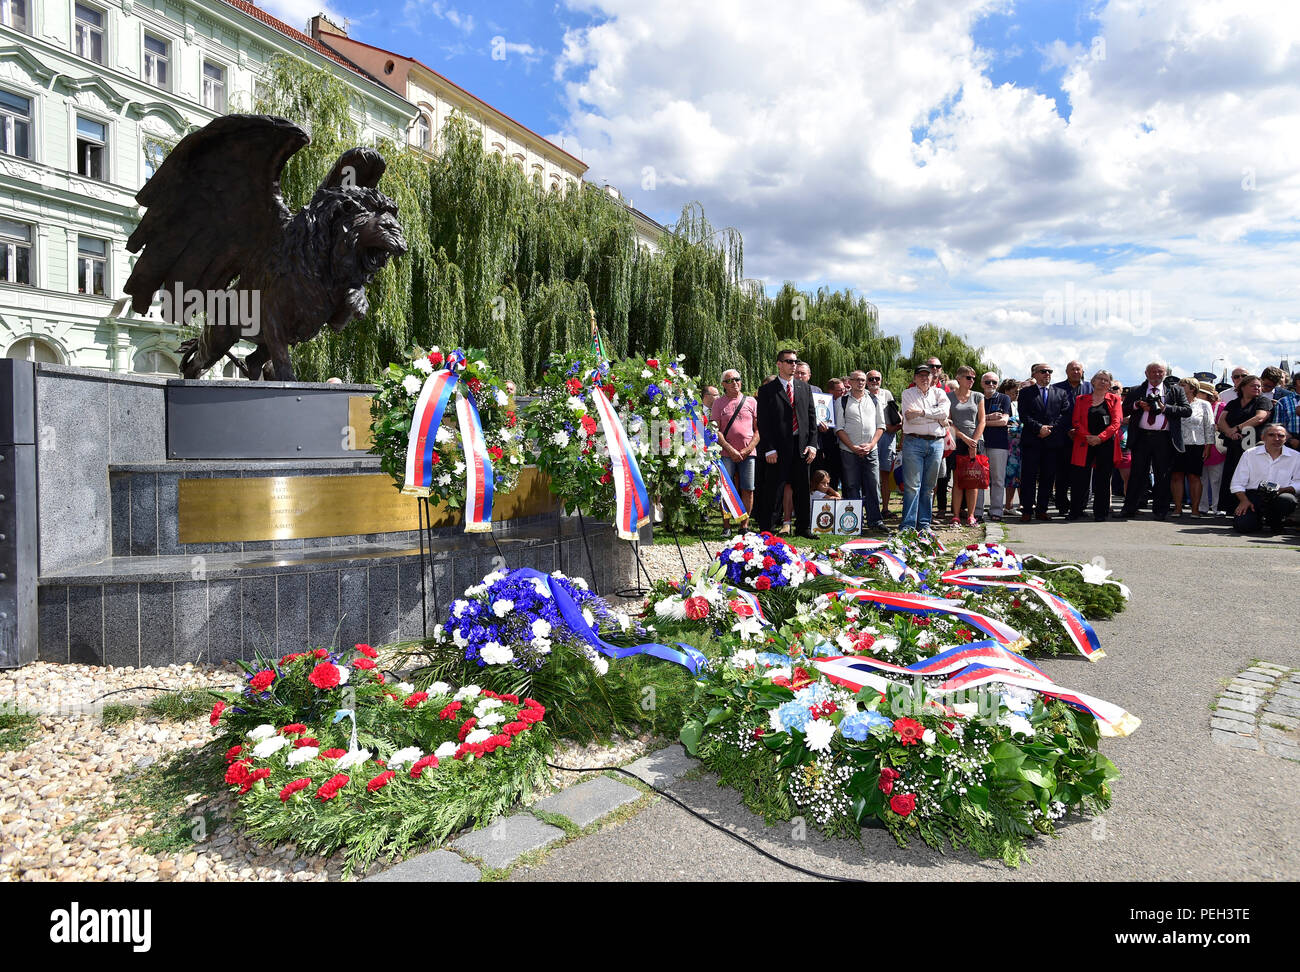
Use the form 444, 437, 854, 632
551, 430, 570, 448
246, 724, 276, 741
413, 356, 433, 374
491, 598, 514, 617
478, 712, 505, 728
730, 649, 757, 669
388, 746, 423, 769
454, 685, 482, 701
434, 741, 458, 759
531, 619, 552, 639
335, 749, 371, 770
428, 681, 451, 696
566, 396, 587, 412
582, 608, 596, 629
252, 735, 289, 758
402, 374, 422, 396
479, 641, 514, 665
287, 746, 318, 767
474, 698, 504, 717
465, 728, 492, 745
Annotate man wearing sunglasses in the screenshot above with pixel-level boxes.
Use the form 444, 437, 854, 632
756, 349, 819, 537
979, 372, 1011, 520
1016, 364, 1072, 521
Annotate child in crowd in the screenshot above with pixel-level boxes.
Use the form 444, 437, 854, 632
810, 470, 841, 501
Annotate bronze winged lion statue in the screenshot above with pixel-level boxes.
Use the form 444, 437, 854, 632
124, 114, 408, 381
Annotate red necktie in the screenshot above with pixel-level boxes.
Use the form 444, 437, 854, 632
788, 382, 798, 434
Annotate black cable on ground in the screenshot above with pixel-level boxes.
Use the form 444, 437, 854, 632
546, 761, 864, 883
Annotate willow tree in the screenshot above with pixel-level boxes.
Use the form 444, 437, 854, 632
251, 55, 432, 382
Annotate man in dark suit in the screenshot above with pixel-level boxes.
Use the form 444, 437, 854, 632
1117, 361, 1191, 520
757, 348, 819, 537
1051, 360, 1087, 515
1017, 363, 1073, 521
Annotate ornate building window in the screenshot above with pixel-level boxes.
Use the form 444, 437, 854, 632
0, 218, 31, 285
202, 61, 226, 112
76, 235, 107, 296
0, 89, 30, 159
143, 34, 170, 89
74, 3, 105, 64
0, 0, 29, 33
76, 115, 108, 180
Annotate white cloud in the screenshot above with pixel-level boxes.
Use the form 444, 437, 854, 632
552, 0, 1300, 380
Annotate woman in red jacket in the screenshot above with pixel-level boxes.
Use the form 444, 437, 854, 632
1069, 368, 1123, 521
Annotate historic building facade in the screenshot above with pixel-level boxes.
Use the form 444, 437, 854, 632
0, 0, 415, 374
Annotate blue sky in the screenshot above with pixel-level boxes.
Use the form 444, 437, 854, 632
262, 1, 1300, 382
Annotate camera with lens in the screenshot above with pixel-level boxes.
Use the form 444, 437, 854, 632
1258, 481, 1279, 501
1142, 389, 1165, 413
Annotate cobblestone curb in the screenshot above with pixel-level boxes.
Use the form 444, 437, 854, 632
1210, 663, 1300, 760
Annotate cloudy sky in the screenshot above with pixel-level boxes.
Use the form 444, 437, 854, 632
261, 0, 1300, 383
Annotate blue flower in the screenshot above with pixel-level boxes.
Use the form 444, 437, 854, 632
776, 700, 812, 732
756, 652, 792, 667
840, 711, 892, 741
645, 384, 661, 401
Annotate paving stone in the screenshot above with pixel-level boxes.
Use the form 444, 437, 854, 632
1265, 743, 1300, 761
623, 745, 700, 787
1244, 667, 1280, 679
1259, 726, 1299, 745
1210, 717, 1255, 734
451, 815, 565, 870
1255, 663, 1290, 673
531, 776, 643, 828
1210, 706, 1254, 724
1221, 690, 1262, 702
1266, 701, 1300, 716
1272, 685, 1300, 699
1227, 681, 1269, 694
1211, 730, 1260, 750
1261, 714, 1300, 731
363, 849, 480, 883
1216, 698, 1261, 714
1234, 672, 1275, 684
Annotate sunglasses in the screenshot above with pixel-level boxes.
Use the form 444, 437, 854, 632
723, 377, 741, 383
866, 376, 881, 382
1036, 369, 1053, 374
982, 379, 997, 385
779, 358, 797, 365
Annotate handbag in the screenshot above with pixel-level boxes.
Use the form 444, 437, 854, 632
955, 453, 990, 490
942, 425, 956, 457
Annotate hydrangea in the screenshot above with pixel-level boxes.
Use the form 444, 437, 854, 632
840, 710, 893, 741
776, 700, 813, 733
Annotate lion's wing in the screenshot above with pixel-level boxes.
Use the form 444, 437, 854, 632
124, 114, 309, 318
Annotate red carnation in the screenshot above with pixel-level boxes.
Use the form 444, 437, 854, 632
351, 657, 376, 670
319, 748, 346, 760
668, 421, 677, 434
580, 415, 598, 435
410, 754, 439, 779
458, 717, 478, 742
280, 723, 307, 735
693, 487, 704, 498
502, 721, 528, 737
355, 643, 378, 659
507, 410, 518, 427
566, 377, 584, 395
308, 662, 341, 690
280, 652, 304, 665
293, 737, 319, 748
754, 576, 772, 591
684, 596, 710, 620
892, 717, 925, 746
429, 351, 444, 367
646, 358, 659, 368
599, 471, 612, 484
499, 693, 520, 704
890, 793, 917, 817
224, 760, 251, 786
523, 697, 543, 709
403, 691, 428, 709
733, 542, 744, 551
743, 550, 754, 562
280, 778, 311, 801
429, 450, 441, 465
367, 770, 396, 793
248, 767, 271, 783
855, 633, 877, 651
313, 648, 330, 659
1012, 598, 1023, 608
489, 446, 503, 462
438, 701, 462, 720
209, 701, 226, 726
956, 628, 974, 643
224, 745, 243, 763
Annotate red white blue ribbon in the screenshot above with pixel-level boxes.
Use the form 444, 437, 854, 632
403, 351, 494, 533
837, 587, 1028, 650
685, 412, 747, 519
940, 568, 1104, 661
826, 540, 921, 584
814, 640, 1045, 682
589, 378, 651, 540
933, 664, 1139, 737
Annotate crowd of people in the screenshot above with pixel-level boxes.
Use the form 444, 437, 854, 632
709, 350, 1300, 540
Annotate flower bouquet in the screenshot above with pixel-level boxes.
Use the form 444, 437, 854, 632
368, 346, 524, 518
705, 532, 815, 592
217, 683, 551, 877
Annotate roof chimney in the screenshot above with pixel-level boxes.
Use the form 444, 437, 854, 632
310, 13, 348, 40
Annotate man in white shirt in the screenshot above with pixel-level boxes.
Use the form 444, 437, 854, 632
899, 364, 951, 530
836, 370, 886, 529
1229, 424, 1300, 533
1220, 368, 1247, 404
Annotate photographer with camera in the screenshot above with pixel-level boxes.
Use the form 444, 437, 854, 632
1229, 424, 1300, 533
1117, 361, 1192, 520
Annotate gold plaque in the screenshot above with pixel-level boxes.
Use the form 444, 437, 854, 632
348, 396, 375, 451
178, 467, 554, 543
